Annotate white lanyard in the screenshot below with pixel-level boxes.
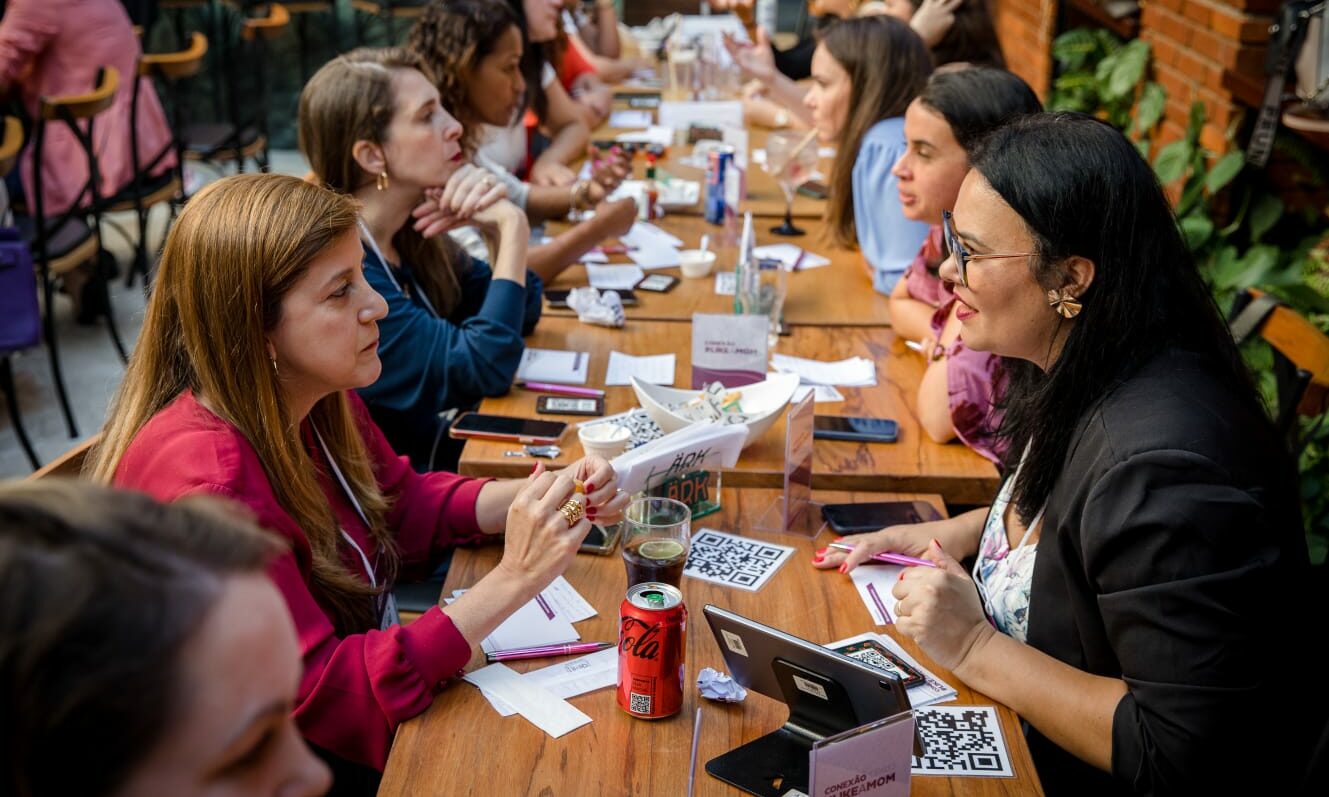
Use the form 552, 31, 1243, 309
357, 218, 440, 318
312, 424, 400, 629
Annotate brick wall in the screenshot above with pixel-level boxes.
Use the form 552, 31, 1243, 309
992, 0, 1059, 100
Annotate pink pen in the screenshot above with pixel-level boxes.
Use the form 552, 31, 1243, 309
828, 541, 938, 568
485, 641, 614, 663
518, 381, 606, 398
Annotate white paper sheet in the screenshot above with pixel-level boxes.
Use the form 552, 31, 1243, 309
541, 575, 597, 623
620, 222, 684, 249
657, 100, 744, 131
605, 351, 676, 386
586, 264, 645, 290
714, 271, 736, 296
615, 126, 674, 148
479, 647, 618, 716
609, 109, 653, 128
611, 423, 748, 495
827, 631, 958, 707
792, 384, 845, 403
770, 353, 877, 387
626, 243, 682, 270
751, 243, 831, 271
477, 593, 580, 654
580, 250, 610, 263
463, 663, 592, 738
515, 348, 590, 385
849, 564, 906, 625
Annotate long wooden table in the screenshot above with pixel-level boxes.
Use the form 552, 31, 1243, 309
542, 215, 891, 327
458, 318, 999, 504
378, 489, 1042, 796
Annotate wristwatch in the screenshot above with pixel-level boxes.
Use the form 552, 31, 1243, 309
772, 108, 789, 128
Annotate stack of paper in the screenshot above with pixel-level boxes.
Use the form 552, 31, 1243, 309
447, 576, 596, 654
605, 351, 676, 386
770, 353, 877, 387
615, 125, 673, 149
515, 348, 589, 385
462, 664, 592, 738
620, 222, 684, 270
585, 264, 645, 291
473, 647, 618, 717
751, 243, 831, 272
611, 422, 748, 495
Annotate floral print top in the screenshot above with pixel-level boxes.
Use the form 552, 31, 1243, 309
973, 459, 1043, 643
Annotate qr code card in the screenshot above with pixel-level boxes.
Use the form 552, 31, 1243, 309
683, 529, 794, 592
911, 706, 1013, 777
831, 639, 925, 688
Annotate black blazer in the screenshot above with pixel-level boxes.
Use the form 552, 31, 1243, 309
1020, 347, 1319, 795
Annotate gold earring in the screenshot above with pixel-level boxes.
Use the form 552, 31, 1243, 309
270, 358, 279, 376
376, 171, 389, 191
1047, 289, 1082, 319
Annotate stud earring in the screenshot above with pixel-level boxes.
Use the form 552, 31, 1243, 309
376, 171, 389, 191
1047, 288, 1082, 319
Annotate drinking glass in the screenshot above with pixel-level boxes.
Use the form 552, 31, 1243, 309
621, 497, 691, 588
737, 257, 787, 348
764, 130, 819, 236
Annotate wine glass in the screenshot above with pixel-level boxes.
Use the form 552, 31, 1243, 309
764, 130, 818, 236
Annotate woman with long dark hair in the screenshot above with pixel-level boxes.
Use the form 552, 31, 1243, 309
816, 113, 1317, 794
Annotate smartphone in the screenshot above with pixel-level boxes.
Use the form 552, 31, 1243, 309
617, 93, 661, 108
579, 523, 621, 555
813, 415, 899, 443
821, 501, 942, 534
547, 288, 639, 308
636, 274, 678, 293
536, 395, 605, 416
797, 180, 829, 200
449, 412, 567, 444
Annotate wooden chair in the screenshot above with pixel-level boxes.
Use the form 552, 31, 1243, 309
351, 0, 427, 46
26, 434, 99, 481
105, 32, 209, 290
26, 66, 129, 439
1230, 288, 1329, 444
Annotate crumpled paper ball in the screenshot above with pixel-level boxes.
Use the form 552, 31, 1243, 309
567, 287, 625, 328
697, 667, 747, 703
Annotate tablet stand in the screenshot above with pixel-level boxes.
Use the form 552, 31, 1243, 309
705, 658, 858, 796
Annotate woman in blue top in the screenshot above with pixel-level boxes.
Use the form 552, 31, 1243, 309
804, 16, 933, 293
300, 48, 540, 471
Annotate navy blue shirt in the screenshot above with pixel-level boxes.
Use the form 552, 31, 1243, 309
357, 243, 543, 470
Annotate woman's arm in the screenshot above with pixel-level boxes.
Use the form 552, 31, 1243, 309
917, 357, 955, 444
813, 507, 987, 572
529, 79, 592, 186
0, 0, 57, 88
888, 275, 940, 342
526, 198, 637, 282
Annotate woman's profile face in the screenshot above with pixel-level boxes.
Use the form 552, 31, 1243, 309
892, 98, 970, 223
804, 44, 852, 144
522, 0, 561, 42
938, 171, 1065, 363
466, 25, 528, 127
381, 68, 465, 188
112, 575, 331, 797
267, 230, 389, 403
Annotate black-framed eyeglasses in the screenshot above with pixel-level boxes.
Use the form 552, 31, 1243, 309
941, 210, 1036, 288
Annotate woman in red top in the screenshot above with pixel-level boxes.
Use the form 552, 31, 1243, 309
89, 172, 626, 779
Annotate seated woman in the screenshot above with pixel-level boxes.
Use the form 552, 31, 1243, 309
888, 67, 1041, 462
804, 15, 932, 292
410, 0, 637, 275
816, 113, 1320, 794
91, 173, 627, 783
0, 481, 331, 797
300, 47, 541, 471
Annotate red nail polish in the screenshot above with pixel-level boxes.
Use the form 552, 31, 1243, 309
838, 563, 847, 574
585, 482, 595, 494
815, 547, 827, 556
587, 507, 597, 518
931, 538, 942, 550
812, 554, 824, 563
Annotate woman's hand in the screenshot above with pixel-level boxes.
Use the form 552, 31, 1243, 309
470, 197, 529, 238
411, 190, 464, 239
494, 463, 589, 593
589, 146, 631, 195
437, 163, 509, 218
910, 0, 963, 48
810, 523, 935, 571
562, 455, 630, 525
722, 28, 777, 85
530, 159, 579, 188
590, 197, 637, 238
892, 539, 995, 672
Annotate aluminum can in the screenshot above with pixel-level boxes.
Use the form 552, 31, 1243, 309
617, 582, 687, 719
704, 146, 735, 225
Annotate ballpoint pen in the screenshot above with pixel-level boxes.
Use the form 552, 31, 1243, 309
827, 541, 938, 568
517, 381, 606, 398
484, 641, 614, 663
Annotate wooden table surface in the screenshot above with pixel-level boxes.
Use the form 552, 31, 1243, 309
457, 318, 999, 503
542, 215, 890, 327
378, 489, 1042, 796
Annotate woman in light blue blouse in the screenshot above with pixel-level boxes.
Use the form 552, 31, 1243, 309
804, 15, 933, 294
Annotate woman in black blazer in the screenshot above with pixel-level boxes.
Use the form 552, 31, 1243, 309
815, 113, 1320, 795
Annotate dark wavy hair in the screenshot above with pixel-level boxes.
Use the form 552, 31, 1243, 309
0, 481, 279, 797
500, 0, 549, 120
911, 0, 1005, 67
971, 113, 1267, 524
917, 66, 1041, 154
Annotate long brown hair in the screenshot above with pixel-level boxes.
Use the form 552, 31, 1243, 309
89, 173, 397, 636
822, 16, 933, 249
298, 47, 470, 317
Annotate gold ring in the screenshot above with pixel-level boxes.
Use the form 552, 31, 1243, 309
559, 499, 585, 528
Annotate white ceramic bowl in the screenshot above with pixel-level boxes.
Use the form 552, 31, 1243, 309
630, 373, 801, 450
678, 249, 718, 278
578, 423, 632, 459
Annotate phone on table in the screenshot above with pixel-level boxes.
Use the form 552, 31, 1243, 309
449, 412, 567, 444
545, 289, 639, 309
536, 395, 605, 417
579, 523, 621, 555
636, 274, 678, 293
797, 180, 829, 200
821, 501, 942, 534
813, 415, 899, 443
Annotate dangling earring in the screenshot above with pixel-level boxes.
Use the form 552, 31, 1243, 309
1047, 288, 1082, 319
270, 357, 279, 377
376, 171, 389, 191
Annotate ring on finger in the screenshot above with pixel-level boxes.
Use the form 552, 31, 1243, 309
558, 499, 585, 528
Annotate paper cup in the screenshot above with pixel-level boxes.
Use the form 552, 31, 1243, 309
678, 249, 718, 278
579, 423, 632, 459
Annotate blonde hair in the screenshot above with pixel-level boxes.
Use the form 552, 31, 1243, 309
89, 173, 397, 635
298, 46, 469, 317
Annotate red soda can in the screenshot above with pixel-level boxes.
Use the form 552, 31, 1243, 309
617, 582, 687, 719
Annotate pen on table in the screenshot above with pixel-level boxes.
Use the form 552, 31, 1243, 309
484, 641, 614, 663
790, 249, 807, 273
590, 244, 637, 255
827, 541, 938, 568
517, 381, 606, 398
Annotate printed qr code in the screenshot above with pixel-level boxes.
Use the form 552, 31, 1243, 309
911, 706, 1012, 777
629, 692, 652, 714
682, 530, 794, 591
580, 409, 664, 450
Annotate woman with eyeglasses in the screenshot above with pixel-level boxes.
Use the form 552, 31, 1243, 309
814, 113, 1318, 794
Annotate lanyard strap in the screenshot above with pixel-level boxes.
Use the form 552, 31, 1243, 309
357, 217, 440, 318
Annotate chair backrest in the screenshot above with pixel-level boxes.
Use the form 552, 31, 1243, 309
26, 435, 99, 481
242, 2, 291, 40
1230, 288, 1329, 439
140, 31, 209, 80
0, 116, 23, 175
38, 66, 119, 121
32, 66, 120, 233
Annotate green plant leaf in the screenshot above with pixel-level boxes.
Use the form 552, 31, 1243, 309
1203, 152, 1245, 195
1133, 82, 1166, 133
1107, 39, 1150, 99
1207, 244, 1244, 288
1233, 244, 1281, 287
1180, 214, 1215, 249
1153, 140, 1192, 184
1248, 193, 1284, 243
1187, 101, 1207, 142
